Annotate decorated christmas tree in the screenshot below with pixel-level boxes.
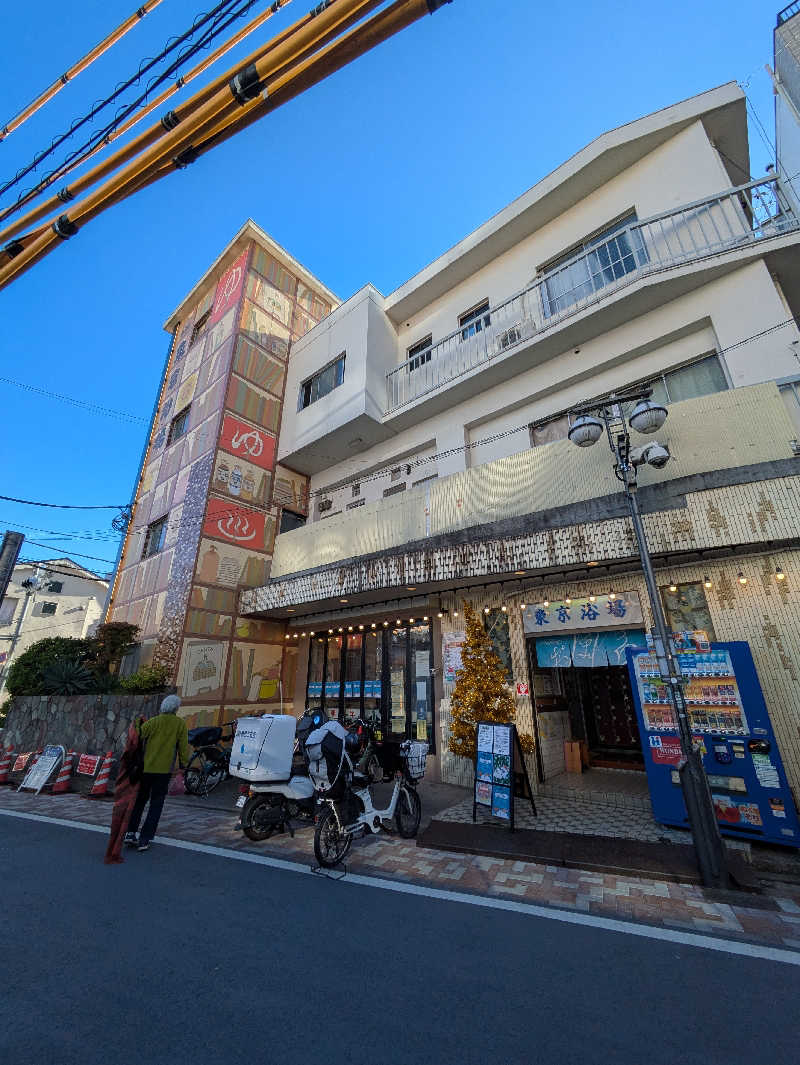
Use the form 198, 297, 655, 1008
448, 601, 535, 761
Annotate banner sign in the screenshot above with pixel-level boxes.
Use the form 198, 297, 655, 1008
210, 249, 248, 326
523, 591, 643, 636
12, 753, 32, 772
442, 631, 466, 684
77, 754, 101, 776
218, 413, 276, 472
472, 722, 536, 831
19, 745, 64, 795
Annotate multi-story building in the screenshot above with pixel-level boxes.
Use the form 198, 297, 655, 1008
0, 559, 108, 693
110, 82, 800, 806
774, 3, 800, 213
235, 82, 800, 795
106, 223, 337, 722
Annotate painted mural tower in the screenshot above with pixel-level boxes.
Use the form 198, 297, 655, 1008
107, 222, 336, 728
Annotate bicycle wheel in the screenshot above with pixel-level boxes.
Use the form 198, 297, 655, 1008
313, 806, 352, 868
395, 786, 421, 838
183, 751, 208, 795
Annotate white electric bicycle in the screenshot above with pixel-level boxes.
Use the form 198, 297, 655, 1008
312, 738, 427, 868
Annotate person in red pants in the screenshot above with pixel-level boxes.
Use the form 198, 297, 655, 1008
124, 694, 190, 851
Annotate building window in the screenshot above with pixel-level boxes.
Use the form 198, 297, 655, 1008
779, 376, 800, 432
279, 509, 306, 534
40, 602, 58, 616
0, 597, 18, 626
142, 516, 168, 558
542, 214, 647, 318
351, 483, 361, 498
460, 301, 491, 340
529, 354, 729, 447
346, 498, 365, 510
408, 335, 433, 372
298, 353, 345, 410
46, 581, 63, 593
167, 406, 191, 445
383, 483, 406, 497
190, 309, 211, 345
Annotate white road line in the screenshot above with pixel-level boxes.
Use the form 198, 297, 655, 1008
3, 807, 799, 967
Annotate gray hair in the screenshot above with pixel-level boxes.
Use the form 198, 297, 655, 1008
160, 694, 181, 714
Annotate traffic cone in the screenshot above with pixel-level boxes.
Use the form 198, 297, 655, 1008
51, 750, 76, 794
88, 751, 114, 798
0, 746, 14, 785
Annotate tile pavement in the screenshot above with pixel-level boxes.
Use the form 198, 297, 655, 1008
2, 785, 800, 951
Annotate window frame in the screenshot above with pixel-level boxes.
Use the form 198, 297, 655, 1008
142, 516, 168, 559
459, 300, 491, 341
40, 602, 58, 616
407, 334, 433, 372
298, 352, 346, 410
190, 309, 211, 345
167, 405, 191, 446
46, 580, 64, 593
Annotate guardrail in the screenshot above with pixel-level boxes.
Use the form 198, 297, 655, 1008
385, 177, 798, 414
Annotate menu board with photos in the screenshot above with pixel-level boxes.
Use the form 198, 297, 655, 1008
473, 722, 536, 831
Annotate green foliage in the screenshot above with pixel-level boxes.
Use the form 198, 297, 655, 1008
118, 664, 170, 694
41, 660, 95, 696
447, 601, 535, 761
85, 622, 140, 674
5, 636, 93, 696
0, 698, 10, 728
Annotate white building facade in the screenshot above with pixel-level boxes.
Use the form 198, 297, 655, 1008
0, 560, 108, 694
234, 84, 800, 796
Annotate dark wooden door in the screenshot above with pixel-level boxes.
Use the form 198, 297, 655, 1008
583, 666, 641, 756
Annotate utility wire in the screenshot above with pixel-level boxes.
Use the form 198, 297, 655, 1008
0, 0, 245, 203
16, 557, 112, 580
0, 1, 165, 142
0, 519, 121, 542
0, 375, 148, 423
1, 0, 292, 234
0, 494, 126, 510
21, 543, 118, 566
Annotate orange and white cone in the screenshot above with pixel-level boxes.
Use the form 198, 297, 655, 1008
88, 751, 114, 798
51, 750, 76, 794
0, 746, 14, 785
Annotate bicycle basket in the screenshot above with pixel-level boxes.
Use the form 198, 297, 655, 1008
400, 740, 428, 780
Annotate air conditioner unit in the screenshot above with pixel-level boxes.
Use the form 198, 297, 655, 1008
318, 499, 333, 513
497, 324, 522, 351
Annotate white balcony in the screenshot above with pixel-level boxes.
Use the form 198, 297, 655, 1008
385, 177, 800, 415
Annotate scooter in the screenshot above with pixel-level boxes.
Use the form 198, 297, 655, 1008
231, 710, 323, 841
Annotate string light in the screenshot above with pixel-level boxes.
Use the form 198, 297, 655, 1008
371, 622, 376, 628
520, 602, 526, 610
383, 620, 389, 626
565, 596, 572, 605
483, 607, 490, 614
348, 625, 354, 631
453, 610, 459, 618
437, 611, 443, 618
738, 572, 748, 586
589, 594, 596, 603
284, 634, 290, 640
423, 615, 429, 621
703, 577, 712, 589
543, 599, 550, 608
776, 567, 786, 582
358, 624, 364, 630
668, 580, 677, 593
608, 592, 616, 601
409, 617, 415, 623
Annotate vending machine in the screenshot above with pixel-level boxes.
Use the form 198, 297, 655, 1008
626, 640, 800, 847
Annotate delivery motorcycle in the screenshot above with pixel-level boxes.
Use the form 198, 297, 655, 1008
230, 710, 323, 841
306, 719, 428, 868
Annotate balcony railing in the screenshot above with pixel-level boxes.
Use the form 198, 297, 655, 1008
385, 177, 798, 414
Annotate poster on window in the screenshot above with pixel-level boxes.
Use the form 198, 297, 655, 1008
443, 631, 467, 683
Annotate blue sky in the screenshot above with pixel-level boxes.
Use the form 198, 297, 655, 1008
0, 0, 786, 575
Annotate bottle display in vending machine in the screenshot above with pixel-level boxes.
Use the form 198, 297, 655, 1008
626, 640, 800, 846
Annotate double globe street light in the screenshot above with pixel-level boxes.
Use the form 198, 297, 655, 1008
567, 386, 729, 889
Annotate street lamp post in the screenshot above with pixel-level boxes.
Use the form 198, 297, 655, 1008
568, 386, 729, 889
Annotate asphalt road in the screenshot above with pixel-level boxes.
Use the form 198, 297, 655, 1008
2, 816, 798, 1065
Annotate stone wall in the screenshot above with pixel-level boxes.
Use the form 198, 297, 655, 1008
0, 693, 171, 755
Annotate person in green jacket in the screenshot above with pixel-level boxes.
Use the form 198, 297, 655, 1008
124, 694, 190, 852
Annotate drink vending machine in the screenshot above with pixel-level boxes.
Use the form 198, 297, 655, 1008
626, 639, 800, 847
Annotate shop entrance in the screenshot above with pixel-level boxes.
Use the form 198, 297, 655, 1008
561, 664, 643, 769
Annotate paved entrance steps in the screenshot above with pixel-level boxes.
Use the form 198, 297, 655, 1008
418, 819, 762, 892
541, 768, 652, 812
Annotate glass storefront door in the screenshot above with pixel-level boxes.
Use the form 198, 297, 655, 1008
343, 634, 363, 725
303, 620, 434, 749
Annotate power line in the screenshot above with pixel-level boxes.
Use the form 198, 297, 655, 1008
22, 542, 118, 565
0, 375, 148, 423
0, 1, 165, 142
0, 519, 121, 542
0, 494, 126, 510
16, 558, 111, 583
0, 0, 248, 204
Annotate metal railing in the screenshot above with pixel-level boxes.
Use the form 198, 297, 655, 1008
778, 2, 800, 26
385, 177, 798, 414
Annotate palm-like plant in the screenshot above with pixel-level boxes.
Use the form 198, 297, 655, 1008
41, 659, 94, 696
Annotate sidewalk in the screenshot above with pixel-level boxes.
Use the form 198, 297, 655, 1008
2, 785, 800, 952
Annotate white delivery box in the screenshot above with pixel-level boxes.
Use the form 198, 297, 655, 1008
229, 715, 296, 782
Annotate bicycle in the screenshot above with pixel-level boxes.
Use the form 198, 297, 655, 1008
184, 721, 236, 796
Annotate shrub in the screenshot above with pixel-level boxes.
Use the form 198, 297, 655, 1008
5, 637, 93, 696
119, 664, 170, 694
41, 660, 95, 696
85, 622, 140, 674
